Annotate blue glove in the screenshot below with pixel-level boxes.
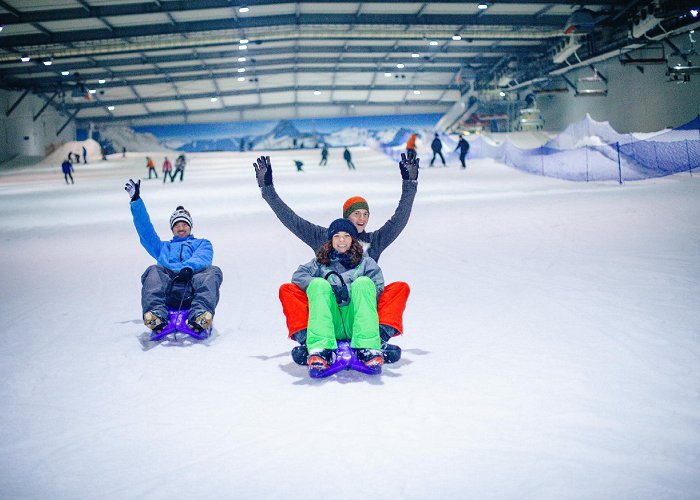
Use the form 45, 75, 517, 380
331, 283, 349, 306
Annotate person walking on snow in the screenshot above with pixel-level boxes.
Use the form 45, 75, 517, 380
82, 145, 88, 164
320, 144, 328, 166
292, 218, 385, 370
429, 133, 446, 167
146, 157, 158, 179
343, 147, 356, 170
406, 133, 417, 158
124, 179, 223, 333
162, 157, 173, 183
62, 157, 74, 184
171, 154, 186, 182
253, 152, 419, 364
455, 136, 470, 169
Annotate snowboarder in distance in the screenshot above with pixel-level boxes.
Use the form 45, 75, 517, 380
294, 160, 304, 172
146, 157, 157, 179
406, 133, 417, 158
455, 136, 470, 169
162, 157, 173, 183
343, 147, 356, 170
320, 144, 328, 166
123, 179, 224, 333
429, 133, 446, 167
61, 157, 74, 185
171, 154, 186, 182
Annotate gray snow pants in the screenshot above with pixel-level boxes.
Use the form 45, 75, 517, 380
141, 264, 223, 320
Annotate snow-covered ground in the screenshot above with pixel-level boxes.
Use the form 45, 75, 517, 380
1, 148, 699, 499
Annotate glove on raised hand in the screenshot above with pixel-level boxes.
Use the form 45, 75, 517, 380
399, 152, 420, 181
124, 179, 140, 201
331, 283, 350, 306
253, 156, 273, 187
175, 267, 193, 283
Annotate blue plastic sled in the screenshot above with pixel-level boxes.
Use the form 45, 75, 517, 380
148, 308, 211, 341
309, 340, 382, 378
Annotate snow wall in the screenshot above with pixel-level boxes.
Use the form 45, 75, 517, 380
374, 114, 700, 183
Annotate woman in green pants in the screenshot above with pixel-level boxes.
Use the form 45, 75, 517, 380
291, 218, 385, 370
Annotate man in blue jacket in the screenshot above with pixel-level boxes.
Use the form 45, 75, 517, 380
124, 179, 223, 332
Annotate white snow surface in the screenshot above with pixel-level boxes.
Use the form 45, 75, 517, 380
1, 148, 699, 499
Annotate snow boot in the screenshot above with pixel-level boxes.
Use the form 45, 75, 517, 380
143, 311, 166, 331
356, 348, 384, 368
380, 324, 402, 364
291, 345, 309, 365
188, 311, 213, 332
307, 349, 336, 370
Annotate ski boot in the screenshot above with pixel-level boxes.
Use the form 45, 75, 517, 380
188, 311, 213, 332
143, 311, 166, 332
307, 349, 336, 371
356, 348, 384, 368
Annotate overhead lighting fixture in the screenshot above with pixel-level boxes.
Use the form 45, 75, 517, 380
20, 55, 30, 62
691, 9, 698, 18
237, 76, 245, 81
411, 53, 420, 58
239, 39, 249, 44
239, 7, 249, 13
61, 70, 70, 76
499, 91, 506, 97
107, 105, 115, 111
452, 34, 462, 41
313, 90, 321, 95
396, 63, 405, 69
98, 79, 106, 84
429, 41, 438, 46
88, 89, 96, 94
238, 57, 246, 62
413, 90, 421, 95
384, 72, 392, 77
237, 68, 246, 73
210, 97, 218, 102
42, 58, 52, 66
239, 45, 247, 50
478, 4, 489, 10
0, 26, 4, 32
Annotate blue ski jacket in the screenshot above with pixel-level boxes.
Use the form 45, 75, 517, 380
130, 198, 213, 273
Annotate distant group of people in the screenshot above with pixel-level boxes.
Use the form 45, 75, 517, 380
146, 154, 187, 183
61, 145, 88, 185
406, 132, 470, 169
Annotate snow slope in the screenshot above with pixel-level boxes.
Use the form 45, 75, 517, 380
1, 148, 699, 499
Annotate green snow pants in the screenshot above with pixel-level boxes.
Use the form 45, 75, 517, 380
305, 276, 381, 352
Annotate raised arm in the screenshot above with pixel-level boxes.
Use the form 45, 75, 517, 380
255, 156, 327, 252
125, 179, 163, 260
369, 154, 419, 258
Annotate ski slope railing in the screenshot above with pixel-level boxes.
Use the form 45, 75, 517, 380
371, 116, 700, 183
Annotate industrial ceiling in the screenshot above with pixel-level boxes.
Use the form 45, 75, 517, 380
0, 1, 697, 128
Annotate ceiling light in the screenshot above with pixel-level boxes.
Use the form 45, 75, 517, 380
238, 57, 246, 62
499, 91, 506, 97
452, 34, 462, 41
413, 90, 421, 95
384, 72, 392, 77
98, 79, 106, 84
42, 59, 52, 66
20, 55, 30, 62
107, 105, 115, 111
237, 76, 245, 81
411, 53, 420, 58
396, 63, 405, 68
239, 39, 249, 44
210, 97, 218, 102
239, 7, 249, 13
691, 9, 699, 18
88, 89, 96, 94
239, 45, 247, 50
478, 4, 489, 10
429, 41, 438, 46
61, 71, 70, 76
237, 68, 246, 73
0, 26, 4, 32
313, 90, 321, 95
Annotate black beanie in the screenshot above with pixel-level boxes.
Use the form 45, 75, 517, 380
327, 218, 358, 240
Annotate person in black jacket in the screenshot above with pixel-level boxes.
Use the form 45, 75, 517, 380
455, 136, 470, 168
429, 133, 446, 167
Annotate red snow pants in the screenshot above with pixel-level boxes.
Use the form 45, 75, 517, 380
279, 281, 410, 338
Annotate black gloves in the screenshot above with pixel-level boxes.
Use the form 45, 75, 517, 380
399, 152, 419, 181
253, 156, 273, 187
175, 267, 193, 283
331, 283, 350, 306
124, 178, 140, 201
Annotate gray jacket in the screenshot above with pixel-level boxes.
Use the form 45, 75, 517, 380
261, 179, 417, 262
292, 255, 384, 305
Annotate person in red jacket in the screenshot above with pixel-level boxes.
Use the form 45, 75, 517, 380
162, 157, 173, 183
